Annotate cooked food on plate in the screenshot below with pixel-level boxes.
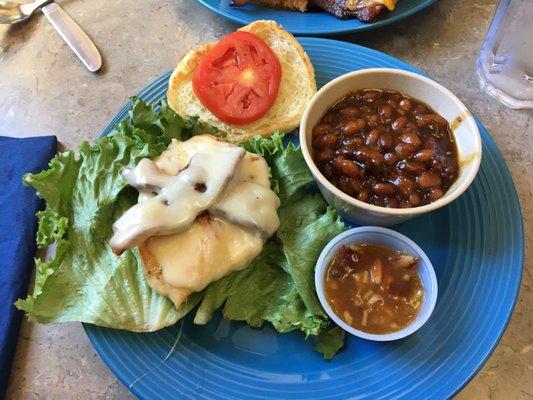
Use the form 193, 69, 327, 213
325, 243, 423, 334
15, 21, 455, 363
312, 89, 459, 208
16, 21, 348, 359
230, 0, 400, 22
314, 0, 399, 21
168, 20, 316, 143
111, 134, 281, 308
231, 0, 312, 12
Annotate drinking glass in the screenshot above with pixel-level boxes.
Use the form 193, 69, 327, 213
476, 0, 533, 109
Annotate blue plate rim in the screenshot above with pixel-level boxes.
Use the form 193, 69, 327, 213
86, 37, 525, 399
446, 162, 524, 397
196, 0, 438, 36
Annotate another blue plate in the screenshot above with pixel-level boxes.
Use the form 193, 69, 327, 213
197, 0, 437, 36
85, 38, 524, 399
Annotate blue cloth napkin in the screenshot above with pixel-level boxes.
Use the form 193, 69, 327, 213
0, 135, 57, 398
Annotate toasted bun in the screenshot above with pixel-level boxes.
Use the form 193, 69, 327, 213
167, 20, 316, 143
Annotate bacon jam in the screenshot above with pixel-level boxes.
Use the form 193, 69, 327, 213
325, 243, 424, 334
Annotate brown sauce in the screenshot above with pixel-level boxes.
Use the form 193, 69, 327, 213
325, 243, 424, 334
312, 89, 460, 208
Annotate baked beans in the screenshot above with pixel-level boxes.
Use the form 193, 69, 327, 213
312, 89, 459, 208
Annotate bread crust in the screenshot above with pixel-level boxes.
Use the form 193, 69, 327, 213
167, 20, 316, 143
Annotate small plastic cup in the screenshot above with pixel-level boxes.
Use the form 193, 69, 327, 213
315, 226, 438, 341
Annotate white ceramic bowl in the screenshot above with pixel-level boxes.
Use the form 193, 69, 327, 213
300, 68, 482, 226
315, 227, 438, 341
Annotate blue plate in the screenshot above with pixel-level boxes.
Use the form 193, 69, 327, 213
197, 0, 437, 36
85, 38, 524, 399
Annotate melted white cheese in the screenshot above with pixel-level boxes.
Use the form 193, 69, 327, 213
154, 139, 190, 175
208, 152, 280, 237
211, 182, 280, 237
110, 137, 245, 253
121, 158, 174, 191
110, 135, 280, 304
146, 217, 263, 291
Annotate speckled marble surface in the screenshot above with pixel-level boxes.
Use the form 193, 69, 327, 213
1, 0, 531, 399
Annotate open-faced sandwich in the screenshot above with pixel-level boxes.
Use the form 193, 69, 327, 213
17, 21, 347, 359
110, 20, 318, 313
110, 134, 282, 308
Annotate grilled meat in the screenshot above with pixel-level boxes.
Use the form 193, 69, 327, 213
313, 0, 397, 21
231, 0, 398, 21
230, 0, 312, 12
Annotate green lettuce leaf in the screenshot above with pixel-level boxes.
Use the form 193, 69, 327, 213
315, 326, 346, 360
240, 133, 314, 202
194, 242, 325, 336
279, 200, 345, 317
17, 98, 346, 357
16, 98, 204, 331
193, 134, 345, 337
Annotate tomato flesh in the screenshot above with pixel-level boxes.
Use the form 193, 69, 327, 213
192, 31, 282, 125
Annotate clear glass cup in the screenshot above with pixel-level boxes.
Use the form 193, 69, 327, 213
476, 0, 533, 109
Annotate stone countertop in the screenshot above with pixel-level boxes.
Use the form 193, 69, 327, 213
1, 0, 531, 398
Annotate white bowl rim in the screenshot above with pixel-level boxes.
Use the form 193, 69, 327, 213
300, 67, 483, 216
314, 226, 438, 341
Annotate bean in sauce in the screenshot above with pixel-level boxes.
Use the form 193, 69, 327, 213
325, 243, 424, 334
312, 89, 459, 208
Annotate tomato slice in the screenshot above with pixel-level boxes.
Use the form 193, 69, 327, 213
192, 31, 282, 125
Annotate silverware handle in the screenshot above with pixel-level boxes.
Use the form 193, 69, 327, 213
42, 2, 102, 72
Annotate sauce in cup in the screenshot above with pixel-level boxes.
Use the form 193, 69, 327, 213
325, 243, 424, 334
